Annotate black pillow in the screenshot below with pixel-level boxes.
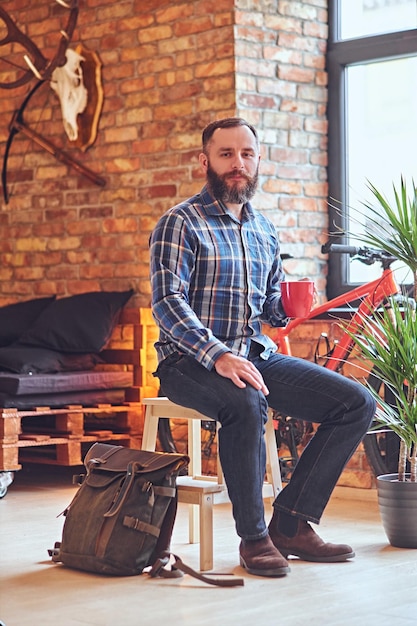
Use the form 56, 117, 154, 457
0, 345, 102, 375
0, 296, 56, 347
18, 290, 134, 353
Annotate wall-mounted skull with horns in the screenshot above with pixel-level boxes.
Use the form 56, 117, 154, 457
50, 48, 88, 142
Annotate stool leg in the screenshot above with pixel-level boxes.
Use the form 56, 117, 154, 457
199, 492, 214, 571
265, 409, 282, 498
188, 419, 202, 543
141, 407, 159, 451
189, 504, 200, 544
188, 419, 202, 477
216, 423, 225, 485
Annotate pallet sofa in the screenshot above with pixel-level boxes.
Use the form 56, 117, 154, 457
0, 293, 159, 473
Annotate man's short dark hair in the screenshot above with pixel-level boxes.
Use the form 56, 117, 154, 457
202, 117, 259, 153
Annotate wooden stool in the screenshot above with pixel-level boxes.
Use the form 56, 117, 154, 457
141, 397, 282, 570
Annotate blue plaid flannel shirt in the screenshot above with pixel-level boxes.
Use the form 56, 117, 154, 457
150, 185, 288, 370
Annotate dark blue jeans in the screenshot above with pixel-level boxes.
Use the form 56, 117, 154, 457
155, 350, 376, 541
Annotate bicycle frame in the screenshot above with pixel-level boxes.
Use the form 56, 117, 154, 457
272, 267, 400, 371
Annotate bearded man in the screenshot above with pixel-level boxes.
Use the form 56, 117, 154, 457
149, 117, 375, 577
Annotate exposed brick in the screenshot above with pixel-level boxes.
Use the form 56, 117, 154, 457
132, 137, 168, 154
195, 59, 235, 78
139, 25, 173, 43
101, 218, 138, 234
156, 5, 195, 24
196, 92, 236, 112
279, 65, 316, 83
139, 185, 177, 199
15, 238, 47, 252
104, 126, 138, 143
303, 20, 328, 40
278, 32, 321, 53
271, 147, 309, 164
279, 0, 319, 21
264, 15, 303, 34
174, 16, 214, 37
304, 182, 329, 197
263, 179, 303, 195
79, 264, 118, 279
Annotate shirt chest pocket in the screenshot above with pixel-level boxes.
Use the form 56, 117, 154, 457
194, 231, 246, 288
244, 232, 276, 284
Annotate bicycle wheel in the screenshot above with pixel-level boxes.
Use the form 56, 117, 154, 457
158, 418, 178, 453
272, 411, 313, 482
363, 372, 408, 477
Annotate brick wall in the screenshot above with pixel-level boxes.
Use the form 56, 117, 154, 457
0, 0, 329, 306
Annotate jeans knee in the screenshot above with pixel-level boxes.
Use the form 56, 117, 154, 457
365, 392, 377, 424
354, 384, 376, 427
219, 386, 268, 432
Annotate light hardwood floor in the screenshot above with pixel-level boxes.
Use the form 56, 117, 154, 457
1, 464, 416, 626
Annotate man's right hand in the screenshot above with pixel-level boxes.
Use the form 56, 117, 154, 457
214, 352, 269, 395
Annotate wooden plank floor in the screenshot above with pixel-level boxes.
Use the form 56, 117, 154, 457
1, 464, 416, 626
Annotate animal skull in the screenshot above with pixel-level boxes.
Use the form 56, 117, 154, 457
50, 48, 88, 142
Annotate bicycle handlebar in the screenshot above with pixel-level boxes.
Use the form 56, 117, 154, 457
323, 243, 360, 255
321, 242, 398, 267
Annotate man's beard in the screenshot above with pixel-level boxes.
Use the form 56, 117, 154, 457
206, 163, 259, 204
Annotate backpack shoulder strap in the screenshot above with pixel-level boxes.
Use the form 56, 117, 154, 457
149, 553, 244, 587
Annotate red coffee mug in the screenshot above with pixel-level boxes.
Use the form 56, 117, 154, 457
280, 281, 315, 318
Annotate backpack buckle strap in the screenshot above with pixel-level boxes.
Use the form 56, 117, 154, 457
123, 515, 160, 538
153, 485, 176, 498
148, 554, 183, 579
47, 542, 62, 562
104, 462, 137, 518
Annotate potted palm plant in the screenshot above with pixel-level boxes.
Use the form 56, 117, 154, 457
340, 177, 417, 548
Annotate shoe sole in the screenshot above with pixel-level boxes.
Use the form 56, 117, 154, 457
239, 556, 290, 577
279, 550, 356, 563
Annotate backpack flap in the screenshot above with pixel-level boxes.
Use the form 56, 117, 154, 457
84, 442, 189, 476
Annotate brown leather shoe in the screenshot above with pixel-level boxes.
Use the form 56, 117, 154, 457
269, 517, 355, 563
239, 535, 290, 577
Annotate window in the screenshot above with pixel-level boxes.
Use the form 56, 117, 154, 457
340, 0, 416, 40
326, 0, 417, 297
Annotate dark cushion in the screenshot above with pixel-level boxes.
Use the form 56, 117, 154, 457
0, 370, 132, 396
0, 346, 101, 375
0, 389, 128, 410
0, 296, 56, 347
18, 290, 134, 353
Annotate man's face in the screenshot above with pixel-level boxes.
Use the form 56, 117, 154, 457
199, 125, 260, 204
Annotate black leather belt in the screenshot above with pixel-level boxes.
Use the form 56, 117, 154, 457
248, 341, 263, 360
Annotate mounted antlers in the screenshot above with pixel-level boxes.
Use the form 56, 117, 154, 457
0, 1, 106, 204
2, 80, 106, 204
0, 0, 79, 89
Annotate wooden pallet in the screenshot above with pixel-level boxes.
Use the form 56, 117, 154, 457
18, 433, 140, 466
0, 403, 143, 469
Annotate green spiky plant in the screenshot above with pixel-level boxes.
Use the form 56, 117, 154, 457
349, 301, 416, 481
350, 178, 417, 301
343, 178, 417, 482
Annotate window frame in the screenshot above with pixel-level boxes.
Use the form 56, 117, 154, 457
326, 2, 417, 298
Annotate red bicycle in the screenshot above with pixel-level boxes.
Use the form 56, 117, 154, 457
270, 242, 410, 480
